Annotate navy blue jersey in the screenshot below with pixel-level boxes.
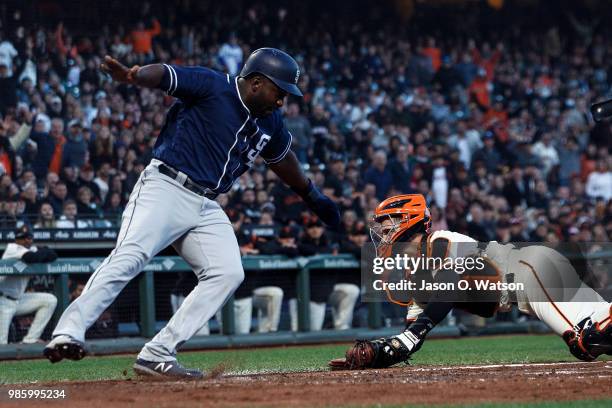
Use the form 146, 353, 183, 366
153, 64, 293, 193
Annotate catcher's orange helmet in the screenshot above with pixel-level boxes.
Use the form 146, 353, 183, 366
370, 194, 431, 256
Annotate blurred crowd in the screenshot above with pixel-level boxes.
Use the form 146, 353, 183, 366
0, 0, 610, 258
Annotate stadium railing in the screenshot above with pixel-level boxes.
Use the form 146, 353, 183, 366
0, 254, 372, 336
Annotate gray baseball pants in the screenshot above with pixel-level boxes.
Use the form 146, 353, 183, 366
52, 160, 244, 361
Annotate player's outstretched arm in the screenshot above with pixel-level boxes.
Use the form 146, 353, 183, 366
100, 55, 164, 88
269, 150, 340, 228
328, 291, 453, 370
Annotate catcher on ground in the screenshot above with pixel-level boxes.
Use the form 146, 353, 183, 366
329, 194, 611, 370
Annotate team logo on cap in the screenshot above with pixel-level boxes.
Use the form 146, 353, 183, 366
294, 69, 300, 85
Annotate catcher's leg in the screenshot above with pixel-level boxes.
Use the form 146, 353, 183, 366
515, 246, 611, 360
139, 201, 243, 362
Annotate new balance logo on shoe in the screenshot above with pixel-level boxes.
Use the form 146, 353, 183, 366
155, 362, 173, 373
133, 358, 204, 379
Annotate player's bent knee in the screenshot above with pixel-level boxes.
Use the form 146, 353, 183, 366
254, 286, 284, 300
37, 293, 58, 308
337, 283, 360, 299
269, 287, 284, 300
46, 294, 58, 308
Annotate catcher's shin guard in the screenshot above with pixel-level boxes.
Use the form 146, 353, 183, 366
563, 313, 612, 361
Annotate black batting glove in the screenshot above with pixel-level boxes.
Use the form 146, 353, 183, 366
298, 179, 341, 228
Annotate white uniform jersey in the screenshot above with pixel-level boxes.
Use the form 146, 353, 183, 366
0, 243, 38, 300
426, 230, 478, 259
406, 230, 478, 322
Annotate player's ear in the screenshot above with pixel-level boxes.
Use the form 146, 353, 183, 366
249, 75, 264, 93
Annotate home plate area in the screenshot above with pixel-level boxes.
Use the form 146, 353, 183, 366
3, 361, 611, 407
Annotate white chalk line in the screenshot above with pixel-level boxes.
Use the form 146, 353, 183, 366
405, 361, 610, 372
223, 361, 610, 378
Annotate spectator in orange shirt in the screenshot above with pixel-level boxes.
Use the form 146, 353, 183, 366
421, 37, 441, 72
130, 19, 161, 61
483, 99, 509, 128
48, 120, 66, 176
469, 69, 491, 109
0, 142, 13, 176
0, 115, 16, 176
470, 40, 502, 81
55, 22, 78, 60
535, 67, 554, 99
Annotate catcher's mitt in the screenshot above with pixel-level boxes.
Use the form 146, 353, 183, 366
328, 338, 411, 370
329, 340, 376, 370
329, 318, 433, 370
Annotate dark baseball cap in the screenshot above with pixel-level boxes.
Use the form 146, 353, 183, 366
15, 225, 33, 240
279, 226, 297, 239
306, 217, 324, 229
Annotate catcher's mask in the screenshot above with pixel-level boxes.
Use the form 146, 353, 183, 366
370, 194, 431, 258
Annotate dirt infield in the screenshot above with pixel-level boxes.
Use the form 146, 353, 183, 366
2, 361, 611, 407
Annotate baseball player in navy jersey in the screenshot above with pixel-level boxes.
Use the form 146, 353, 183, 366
43, 48, 340, 379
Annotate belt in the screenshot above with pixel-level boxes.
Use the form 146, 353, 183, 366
0, 291, 18, 301
158, 164, 218, 200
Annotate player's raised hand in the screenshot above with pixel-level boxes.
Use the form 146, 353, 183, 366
100, 56, 140, 84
